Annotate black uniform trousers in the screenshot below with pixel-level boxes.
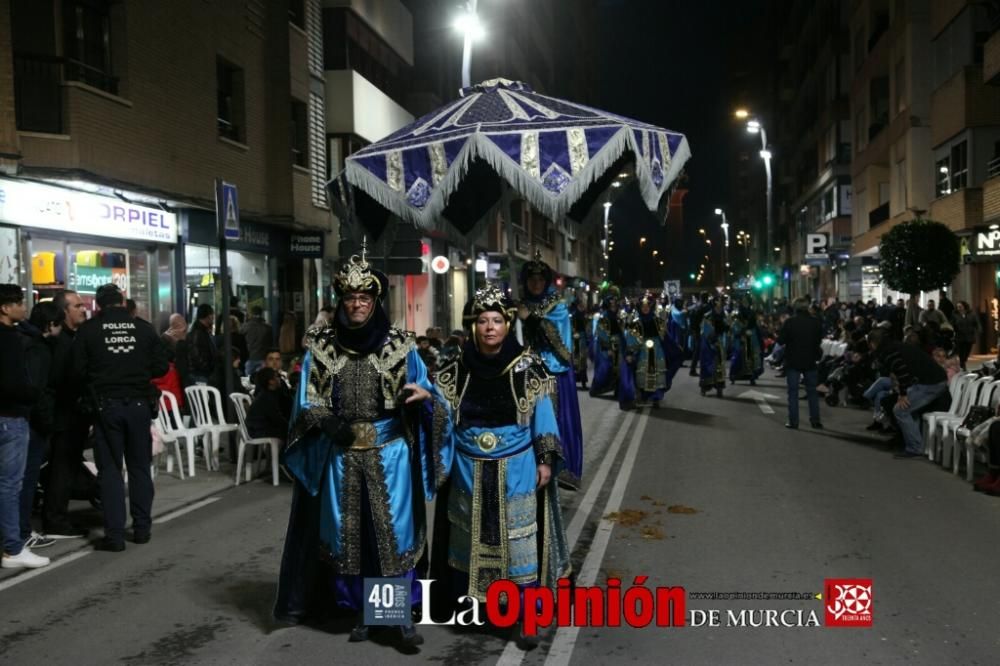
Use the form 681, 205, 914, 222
92, 399, 154, 542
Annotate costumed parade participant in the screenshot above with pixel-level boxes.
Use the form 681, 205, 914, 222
515, 254, 584, 490
667, 297, 689, 359
274, 244, 450, 649
687, 293, 710, 376
620, 293, 683, 409
590, 285, 625, 398
699, 299, 729, 397
728, 297, 764, 385
571, 296, 591, 390
435, 284, 571, 649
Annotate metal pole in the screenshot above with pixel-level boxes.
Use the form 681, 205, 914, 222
602, 202, 611, 280
214, 179, 234, 425
760, 127, 773, 269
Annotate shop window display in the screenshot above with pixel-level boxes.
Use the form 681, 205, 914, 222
184, 245, 268, 325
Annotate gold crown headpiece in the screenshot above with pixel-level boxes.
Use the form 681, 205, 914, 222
464, 282, 515, 323
334, 237, 383, 298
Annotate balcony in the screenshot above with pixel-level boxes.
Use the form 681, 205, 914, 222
929, 188, 983, 232
324, 70, 413, 144
14, 52, 121, 135
931, 66, 1000, 147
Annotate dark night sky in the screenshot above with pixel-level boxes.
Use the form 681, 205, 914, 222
593, 0, 758, 287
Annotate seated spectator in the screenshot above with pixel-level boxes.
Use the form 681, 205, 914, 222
931, 347, 960, 383
245, 368, 290, 441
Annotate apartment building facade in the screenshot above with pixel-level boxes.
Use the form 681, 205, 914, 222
0, 0, 332, 335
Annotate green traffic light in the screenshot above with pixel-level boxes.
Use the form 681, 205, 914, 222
689, 273, 696, 279
753, 280, 763, 290
762, 274, 774, 286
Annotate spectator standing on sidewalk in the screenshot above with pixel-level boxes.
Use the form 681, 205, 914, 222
919, 299, 948, 328
74, 284, 168, 551
952, 301, 981, 371
44, 289, 94, 538
18, 301, 64, 552
868, 327, 948, 459
0, 284, 47, 569
241, 306, 272, 378
187, 304, 216, 385
777, 298, 824, 430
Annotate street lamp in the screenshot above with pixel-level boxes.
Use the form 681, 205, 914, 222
602, 201, 612, 278
743, 115, 774, 270
640, 237, 647, 245
454, 1, 485, 88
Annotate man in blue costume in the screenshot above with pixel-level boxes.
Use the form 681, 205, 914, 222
728, 297, 764, 386
621, 293, 683, 409
699, 299, 730, 398
274, 245, 450, 649
667, 297, 689, 359
590, 286, 625, 398
516, 254, 584, 490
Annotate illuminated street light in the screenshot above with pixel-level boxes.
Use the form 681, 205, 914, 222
640, 237, 647, 245
734, 109, 749, 119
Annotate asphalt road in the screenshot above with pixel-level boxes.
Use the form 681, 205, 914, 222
3, 367, 1000, 665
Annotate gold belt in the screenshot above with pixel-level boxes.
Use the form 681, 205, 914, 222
348, 421, 380, 450
474, 431, 501, 453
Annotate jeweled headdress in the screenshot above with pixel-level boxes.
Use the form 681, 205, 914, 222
520, 249, 553, 286
463, 282, 516, 324
334, 237, 387, 299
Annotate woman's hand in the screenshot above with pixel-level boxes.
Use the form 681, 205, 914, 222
536, 463, 552, 488
402, 383, 431, 404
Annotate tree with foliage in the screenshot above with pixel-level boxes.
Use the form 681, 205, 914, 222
879, 219, 961, 295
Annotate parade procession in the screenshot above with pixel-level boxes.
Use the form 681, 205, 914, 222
7, 1, 1000, 665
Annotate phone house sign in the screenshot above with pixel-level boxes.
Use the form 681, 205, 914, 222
0, 179, 177, 243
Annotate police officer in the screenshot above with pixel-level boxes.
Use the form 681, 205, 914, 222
73, 284, 168, 551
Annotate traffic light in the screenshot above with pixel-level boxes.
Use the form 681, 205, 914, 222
762, 273, 774, 287
689, 273, 696, 280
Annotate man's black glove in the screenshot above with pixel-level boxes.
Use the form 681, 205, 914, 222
321, 414, 355, 447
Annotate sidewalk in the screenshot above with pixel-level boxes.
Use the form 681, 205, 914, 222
1, 451, 258, 583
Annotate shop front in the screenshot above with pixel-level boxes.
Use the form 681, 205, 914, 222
180, 210, 292, 330
0, 178, 177, 324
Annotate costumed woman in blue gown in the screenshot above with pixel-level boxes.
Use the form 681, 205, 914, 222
435, 283, 571, 650
699, 299, 730, 398
589, 286, 625, 398
728, 297, 764, 386
667, 297, 689, 359
621, 293, 684, 409
515, 254, 584, 490
274, 248, 451, 649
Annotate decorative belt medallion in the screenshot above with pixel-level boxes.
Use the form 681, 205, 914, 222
475, 432, 499, 453
645, 339, 655, 349
350, 422, 378, 449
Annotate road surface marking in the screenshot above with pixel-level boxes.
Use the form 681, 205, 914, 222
0, 549, 93, 593
496, 409, 638, 666
543, 409, 651, 666
153, 496, 223, 524
738, 389, 780, 415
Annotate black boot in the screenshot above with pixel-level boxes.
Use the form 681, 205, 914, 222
349, 615, 370, 642
398, 624, 424, 648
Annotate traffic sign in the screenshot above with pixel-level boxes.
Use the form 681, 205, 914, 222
218, 181, 239, 240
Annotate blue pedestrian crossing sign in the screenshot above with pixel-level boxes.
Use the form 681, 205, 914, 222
217, 180, 240, 240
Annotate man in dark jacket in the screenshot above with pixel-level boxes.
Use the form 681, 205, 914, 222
187, 303, 216, 384
868, 328, 948, 458
74, 284, 168, 551
777, 298, 825, 429
0, 284, 48, 569
44, 289, 94, 538
241, 306, 272, 378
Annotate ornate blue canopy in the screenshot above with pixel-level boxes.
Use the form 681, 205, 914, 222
328, 78, 691, 236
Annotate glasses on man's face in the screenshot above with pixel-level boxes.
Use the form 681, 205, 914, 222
344, 295, 374, 306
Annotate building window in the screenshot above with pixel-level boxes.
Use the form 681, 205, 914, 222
290, 99, 308, 168
936, 157, 951, 197
217, 57, 245, 143
894, 57, 906, 114
289, 0, 306, 29
62, 0, 118, 94
951, 141, 968, 191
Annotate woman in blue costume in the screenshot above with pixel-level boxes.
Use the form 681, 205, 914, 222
435, 284, 571, 650
699, 300, 730, 398
515, 255, 584, 490
589, 286, 625, 398
621, 294, 684, 409
728, 298, 764, 386
274, 249, 451, 649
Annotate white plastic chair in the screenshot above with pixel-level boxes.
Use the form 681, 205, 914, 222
185, 385, 238, 471
943, 379, 1000, 470
956, 380, 1000, 480
933, 375, 992, 460
230, 393, 282, 486
152, 418, 185, 480
922, 373, 973, 461
158, 391, 207, 478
